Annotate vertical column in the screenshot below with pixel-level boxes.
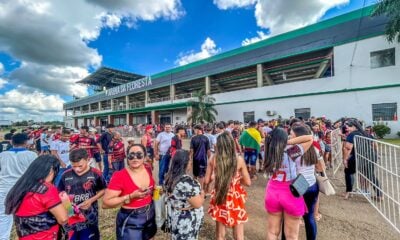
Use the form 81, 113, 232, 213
88, 104, 91, 113
93, 116, 97, 127
145, 91, 149, 105
108, 115, 111, 124
125, 95, 129, 110
257, 64, 263, 88
110, 99, 114, 111
151, 110, 156, 125
186, 106, 193, 125
98, 102, 101, 111
170, 84, 175, 103
126, 113, 130, 126
79, 106, 82, 114
205, 76, 211, 95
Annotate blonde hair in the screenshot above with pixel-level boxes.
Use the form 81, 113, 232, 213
214, 132, 237, 205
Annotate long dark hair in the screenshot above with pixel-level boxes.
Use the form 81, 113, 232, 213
5, 155, 60, 214
345, 118, 368, 137
164, 150, 190, 194
263, 128, 288, 172
291, 124, 318, 166
214, 132, 237, 205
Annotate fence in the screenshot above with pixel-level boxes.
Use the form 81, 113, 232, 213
330, 128, 343, 176
354, 136, 400, 234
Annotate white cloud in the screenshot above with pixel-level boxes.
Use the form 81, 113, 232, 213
214, 0, 349, 40
242, 31, 269, 46
0, 87, 65, 121
175, 37, 221, 66
213, 0, 256, 10
254, 0, 349, 36
86, 0, 184, 22
10, 62, 89, 97
0, 78, 7, 89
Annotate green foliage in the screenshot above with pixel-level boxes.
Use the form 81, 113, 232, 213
188, 89, 218, 124
372, 123, 391, 138
372, 0, 400, 43
397, 131, 400, 138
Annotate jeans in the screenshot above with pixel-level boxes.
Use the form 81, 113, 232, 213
102, 154, 109, 183
244, 149, 258, 166
158, 154, 171, 185
0, 190, 13, 240
303, 183, 319, 240
70, 224, 100, 240
108, 161, 125, 180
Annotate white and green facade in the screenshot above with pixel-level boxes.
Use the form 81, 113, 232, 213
64, 5, 400, 136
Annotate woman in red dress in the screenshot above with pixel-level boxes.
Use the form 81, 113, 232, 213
205, 132, 251, 240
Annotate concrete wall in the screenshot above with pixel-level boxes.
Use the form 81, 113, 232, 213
212, 36, 400, 136
172, 109, 188, 125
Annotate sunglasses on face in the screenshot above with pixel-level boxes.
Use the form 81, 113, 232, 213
127, 152, 144, 160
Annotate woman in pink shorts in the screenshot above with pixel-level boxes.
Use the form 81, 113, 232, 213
263, 128, 313, 240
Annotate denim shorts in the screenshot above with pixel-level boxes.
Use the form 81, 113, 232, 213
244, 149, 258, 166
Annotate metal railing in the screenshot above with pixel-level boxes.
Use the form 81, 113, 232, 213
128, 102, 145, 109
330, 128, 343, 176
148, 96, 171, 104
174, 93, 193, 100
354, 136, 400, 234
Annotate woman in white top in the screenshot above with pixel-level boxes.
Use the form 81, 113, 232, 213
263, 128, 313, 240
291, 124, 322, 240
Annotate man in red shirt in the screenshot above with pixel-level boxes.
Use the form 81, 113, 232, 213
168, 125, 185, 159
108, 131, 125, 179
70, 126, 96, 165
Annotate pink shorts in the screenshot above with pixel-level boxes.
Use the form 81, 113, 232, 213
265, 180, 306, 217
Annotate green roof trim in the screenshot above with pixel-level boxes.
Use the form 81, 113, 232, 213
150, 5, 375, 80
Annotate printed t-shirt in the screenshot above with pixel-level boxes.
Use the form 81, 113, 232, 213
271, 144, 304, 182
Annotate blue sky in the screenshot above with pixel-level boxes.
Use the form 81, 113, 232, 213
0, 0, 376, 120
89, 0, 374, 75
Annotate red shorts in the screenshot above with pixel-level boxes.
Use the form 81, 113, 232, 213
265, 180, 307, 217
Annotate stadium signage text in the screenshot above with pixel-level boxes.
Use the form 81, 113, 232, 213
106, 77, 152, 97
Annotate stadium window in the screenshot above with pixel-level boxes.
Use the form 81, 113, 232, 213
372, 103, 398, 121
294, 108, 311, 120
370, 48, 395, 69
243, 111, 255, 123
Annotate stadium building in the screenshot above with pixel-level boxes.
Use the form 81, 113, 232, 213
64, 5, 400, 136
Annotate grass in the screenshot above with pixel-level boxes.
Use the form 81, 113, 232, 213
381, 138, 400, 146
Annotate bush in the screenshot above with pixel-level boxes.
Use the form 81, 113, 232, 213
397, 131, 400, 138
372, 124, 391, 138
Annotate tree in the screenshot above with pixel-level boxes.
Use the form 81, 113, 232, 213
188, 89, 218, 124
373, 0, 400, 43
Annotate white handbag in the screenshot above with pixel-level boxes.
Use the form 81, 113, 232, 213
316, 171, 335, 196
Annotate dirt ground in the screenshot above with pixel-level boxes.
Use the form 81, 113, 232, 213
98, 138, 399, 240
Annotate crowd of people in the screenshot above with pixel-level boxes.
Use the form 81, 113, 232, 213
0, 116, 381, 240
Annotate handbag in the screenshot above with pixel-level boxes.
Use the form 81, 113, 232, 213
287, 156, 309, 198
316, 171, 335, 195
290, 173, 309, 198
160, 194, 171, 234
